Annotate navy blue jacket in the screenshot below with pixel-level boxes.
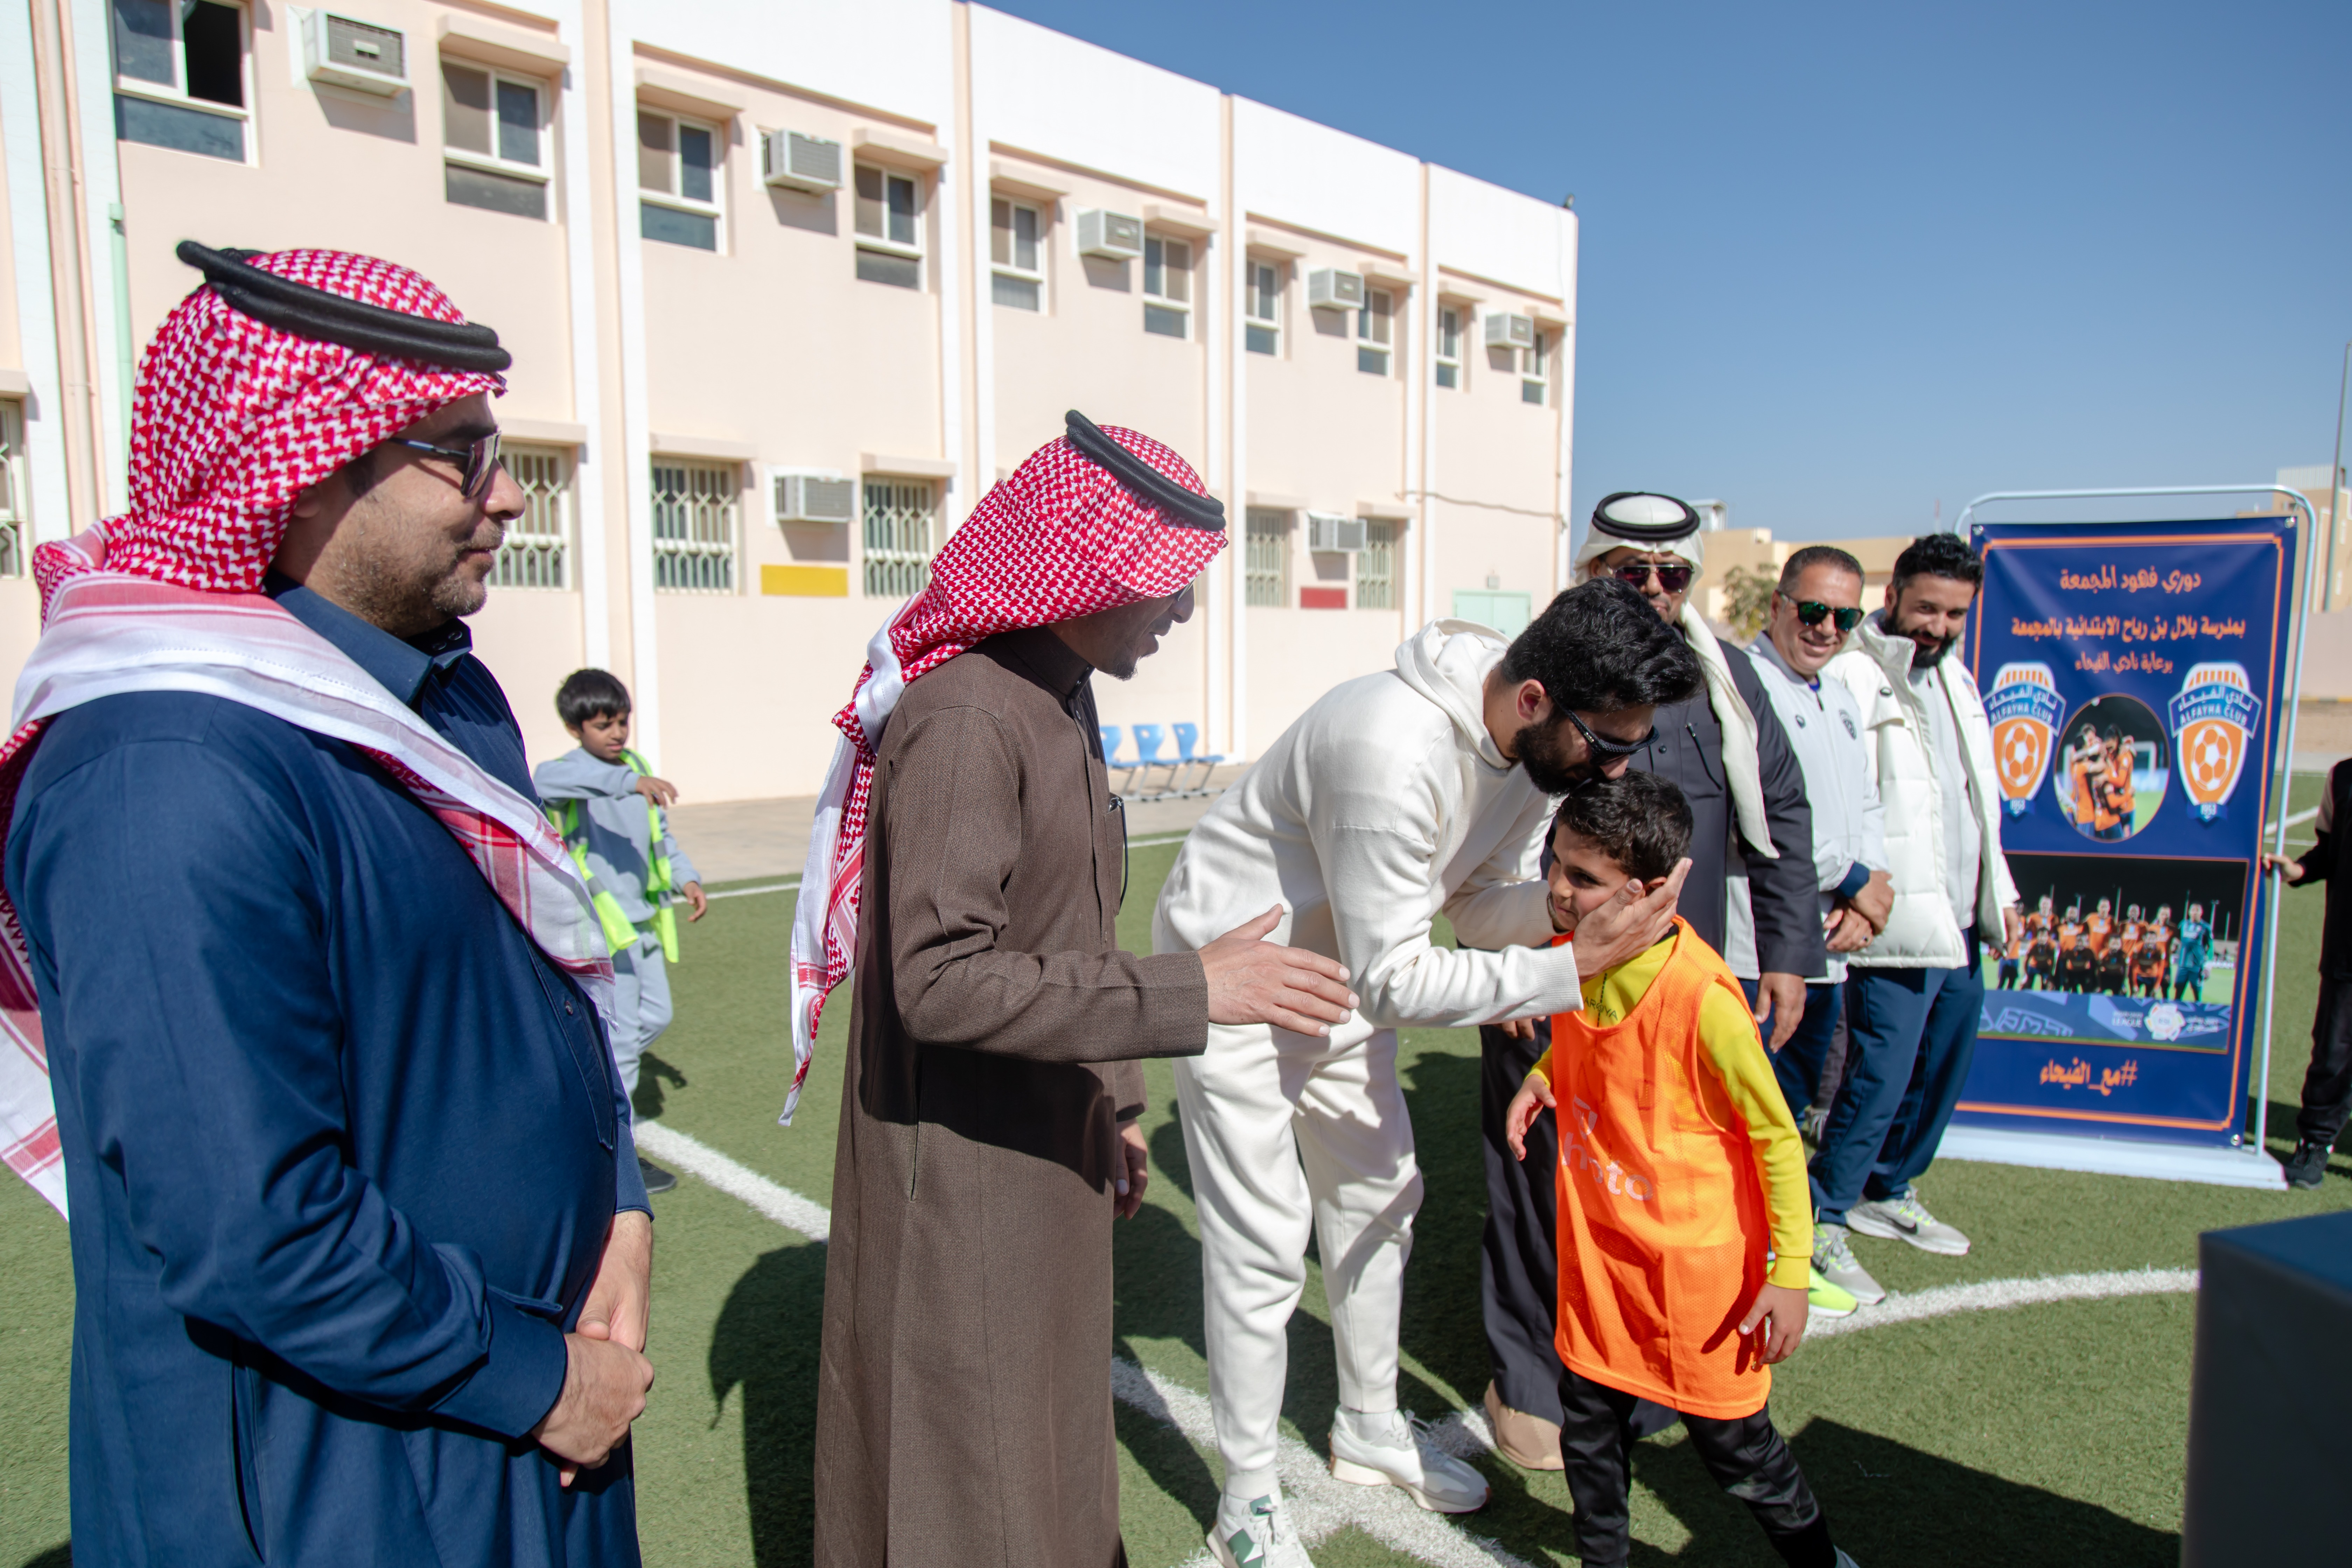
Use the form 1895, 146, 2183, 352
7, 581, 646, 1566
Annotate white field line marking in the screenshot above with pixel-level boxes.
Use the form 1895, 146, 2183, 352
632, 1121, 830, 1242
1807, 1267, 2196, 1339
2270, 805, 2319, 833
706, 880, 801, 901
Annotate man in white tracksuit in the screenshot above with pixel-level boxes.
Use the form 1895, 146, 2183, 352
1153, 578, 1703, 1568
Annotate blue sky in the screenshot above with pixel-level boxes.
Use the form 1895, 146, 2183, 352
988, 0, 2352, 542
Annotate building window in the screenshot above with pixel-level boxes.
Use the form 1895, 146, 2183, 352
1523, 331, 1548, 405
494, 443, 572, 588
1435, 307, 1462, 389
1244, 508, 1290, 608
1357, 288, 1393, 376
443, 62, 547, 220
638, 110, 722, 252
1245, 260, 1281, 356
111, 0, 248, 162
1143, 236, 1191, 339
991, 197, 1043, 311
855, 165, 923, 289
651, 460, 739, 592
0, 401, 25, 577
1356, 519, 1397, 610
863, 478, 938, 598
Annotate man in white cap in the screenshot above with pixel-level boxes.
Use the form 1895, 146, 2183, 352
1477, 491, 1825, 1471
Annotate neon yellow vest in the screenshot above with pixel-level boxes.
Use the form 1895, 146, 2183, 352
548, 747, 680, 962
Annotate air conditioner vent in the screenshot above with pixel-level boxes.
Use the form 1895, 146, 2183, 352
303, 10, 407, 95
1306, 512, 1367, 553
1484, 311, 1536, 350
1307, 269, 1366, 312
1077, 209, 1144, 260
763, 130, 843, 193
775, 472, 858, 525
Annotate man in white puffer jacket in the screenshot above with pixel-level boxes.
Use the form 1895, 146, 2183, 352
1153, 579, 1702, 1568
1811, 534, 2021, 1307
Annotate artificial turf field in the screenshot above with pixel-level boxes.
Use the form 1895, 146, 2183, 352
4, 775, 2348, 1566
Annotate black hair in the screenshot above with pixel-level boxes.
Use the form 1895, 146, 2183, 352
1890, 533, 1983, 596
557, 668, 632, 728
1550, 771, 1693, 883
1501, 577, 1701, 715
1777, 545, 1864, 593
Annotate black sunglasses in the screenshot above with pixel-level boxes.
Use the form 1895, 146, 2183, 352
1784, 595, 1863, 632
1564, 706, 1657, 762
1611, 560, 1693, 593
388, 430, 503, 500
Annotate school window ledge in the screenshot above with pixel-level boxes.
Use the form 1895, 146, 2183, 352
1142, 235, 1192, 339
111, 0, 250, 163
639, 110, 722, 252
856, 166, 924, 289
443, 61, 550, 220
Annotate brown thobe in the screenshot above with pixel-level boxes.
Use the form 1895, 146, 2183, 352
812, 626, 1210, 1567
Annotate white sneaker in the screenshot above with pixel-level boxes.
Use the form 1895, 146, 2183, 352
1846, 1189, 1970, 1255
1812, 1222, 1886, 1306
1208, 1492, 1315, 1568
1326, 1406, 1490, 1514
1836, 1549, 1862, 1567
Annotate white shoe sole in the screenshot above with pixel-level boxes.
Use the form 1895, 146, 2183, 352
1807, 1294, 1858, 1319
1815, 1269, 1886, 1305
1845, 1210, 1970, 1255
1328, 1455, 1488, 1514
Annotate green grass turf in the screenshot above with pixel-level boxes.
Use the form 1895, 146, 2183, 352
7, 777, 2351, 1566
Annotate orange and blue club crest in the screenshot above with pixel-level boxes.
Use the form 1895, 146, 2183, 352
2168, 662, 2260, 822
1985, 662, 2062, 817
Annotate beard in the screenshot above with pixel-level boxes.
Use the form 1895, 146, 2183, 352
1516, 717, 1597, 796
1906, 629, 1959, 667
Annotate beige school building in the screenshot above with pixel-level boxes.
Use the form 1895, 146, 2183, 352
0, 0, 1586, 797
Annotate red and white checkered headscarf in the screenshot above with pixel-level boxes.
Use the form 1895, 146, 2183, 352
785, 424, 1227, 1122
0, 250, 614, 1221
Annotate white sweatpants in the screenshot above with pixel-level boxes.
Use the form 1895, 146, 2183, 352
1174, 1018, 1423, 1496
608, 930, 673, 1096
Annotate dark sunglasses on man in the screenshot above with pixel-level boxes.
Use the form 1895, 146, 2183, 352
1564, 706, 1658, 763
387, 429, 504, 500
1611, 559, 1693, 594
1779, 592, 1864, 633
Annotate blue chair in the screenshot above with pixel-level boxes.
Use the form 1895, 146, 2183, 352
1099, 725, 1140, 791
1172, 722, 1225, 794
1129, 723, 1180, 796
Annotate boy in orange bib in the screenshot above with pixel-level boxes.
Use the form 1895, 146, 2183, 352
1506, 774, 1857, 1568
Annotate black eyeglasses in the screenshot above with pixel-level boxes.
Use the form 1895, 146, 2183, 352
1565, 707, 1658, 762
388, 430, 503, 500
1785, 596, 1864, 632
1611, 560, 1693, 593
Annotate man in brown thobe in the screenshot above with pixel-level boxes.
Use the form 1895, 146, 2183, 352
805, 414, 1354, 1565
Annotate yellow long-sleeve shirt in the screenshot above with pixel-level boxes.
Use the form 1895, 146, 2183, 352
1532, 935, 1813, 1289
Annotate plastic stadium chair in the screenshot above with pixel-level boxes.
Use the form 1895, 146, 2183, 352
1171, 722, 1225, 794
1129, 723, 1181, 796
1099, 725, 1141, 791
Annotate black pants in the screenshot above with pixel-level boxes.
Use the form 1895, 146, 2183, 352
2298, 977, 2352, 1147
1558, 1367, 1835, 1568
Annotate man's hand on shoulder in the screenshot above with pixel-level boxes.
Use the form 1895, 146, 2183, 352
1200, 905, 1358, 1036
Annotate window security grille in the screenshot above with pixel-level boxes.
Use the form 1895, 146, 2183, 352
651, 461, 738, 592
1356, 519, 1397, 609
863, 479, 937, 599
0, 400, 26, 577
1244, 508, 1290, 608
493, 444, 570, 589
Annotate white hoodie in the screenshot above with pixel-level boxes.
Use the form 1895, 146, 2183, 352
1153, 620, 1581, 1031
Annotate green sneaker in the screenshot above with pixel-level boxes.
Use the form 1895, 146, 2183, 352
1812, 1221, 1886, 1305
1807, 1264, 1858, 1318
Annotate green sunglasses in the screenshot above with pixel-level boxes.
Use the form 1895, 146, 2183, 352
1784, 595, 1863, 632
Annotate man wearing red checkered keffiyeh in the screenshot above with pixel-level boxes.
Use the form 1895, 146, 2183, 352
806, 413, 1354, 1566
0, 244, 651, 1562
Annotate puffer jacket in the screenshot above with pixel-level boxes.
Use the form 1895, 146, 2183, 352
1822, 614, 2017, 968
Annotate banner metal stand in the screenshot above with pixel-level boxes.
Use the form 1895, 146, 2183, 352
1951, 484, 2319, 1180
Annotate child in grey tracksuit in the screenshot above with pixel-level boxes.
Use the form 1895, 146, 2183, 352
535, 669, 706, 1192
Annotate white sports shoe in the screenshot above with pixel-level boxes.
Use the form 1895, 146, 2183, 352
1846, 1189, 1970, 1255
1812, 1222, 1886, 1306
1208, 1492, 1315, 1568
1327, 1406, 1490, 1514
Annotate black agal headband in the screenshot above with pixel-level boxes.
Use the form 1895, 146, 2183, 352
1064, 410, 1225, 531
1589, 491, 1701, 546
176, 240, 512, 373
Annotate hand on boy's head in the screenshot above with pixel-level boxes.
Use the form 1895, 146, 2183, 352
1503, 1070, 1555, 1161
1739, 1281, 1809, 1364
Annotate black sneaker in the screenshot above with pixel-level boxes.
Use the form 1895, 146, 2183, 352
2282, 1140, 2332, 1190
639, 1156, 679, 1195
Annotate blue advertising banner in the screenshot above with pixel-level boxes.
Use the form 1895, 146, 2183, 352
1961, 517, 2293, 1148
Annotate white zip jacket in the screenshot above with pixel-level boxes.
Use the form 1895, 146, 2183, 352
1153, 620, 1580, 1031
1823, 615, 2019, 968
1726, 635, 1886, 984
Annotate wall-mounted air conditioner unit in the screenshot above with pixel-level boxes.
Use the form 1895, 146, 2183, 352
1307, 268, 1366, 312
1076, 210, 1144, 260
763, 130, 842, 193
1484, 311, 1536, 350
302, 10, 407, 94
774, 471, 859, 525
1306, 512, 1367, 553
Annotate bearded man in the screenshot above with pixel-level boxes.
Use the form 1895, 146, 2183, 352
794, 414, 1354, 1567
0, 245, 651, 1562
